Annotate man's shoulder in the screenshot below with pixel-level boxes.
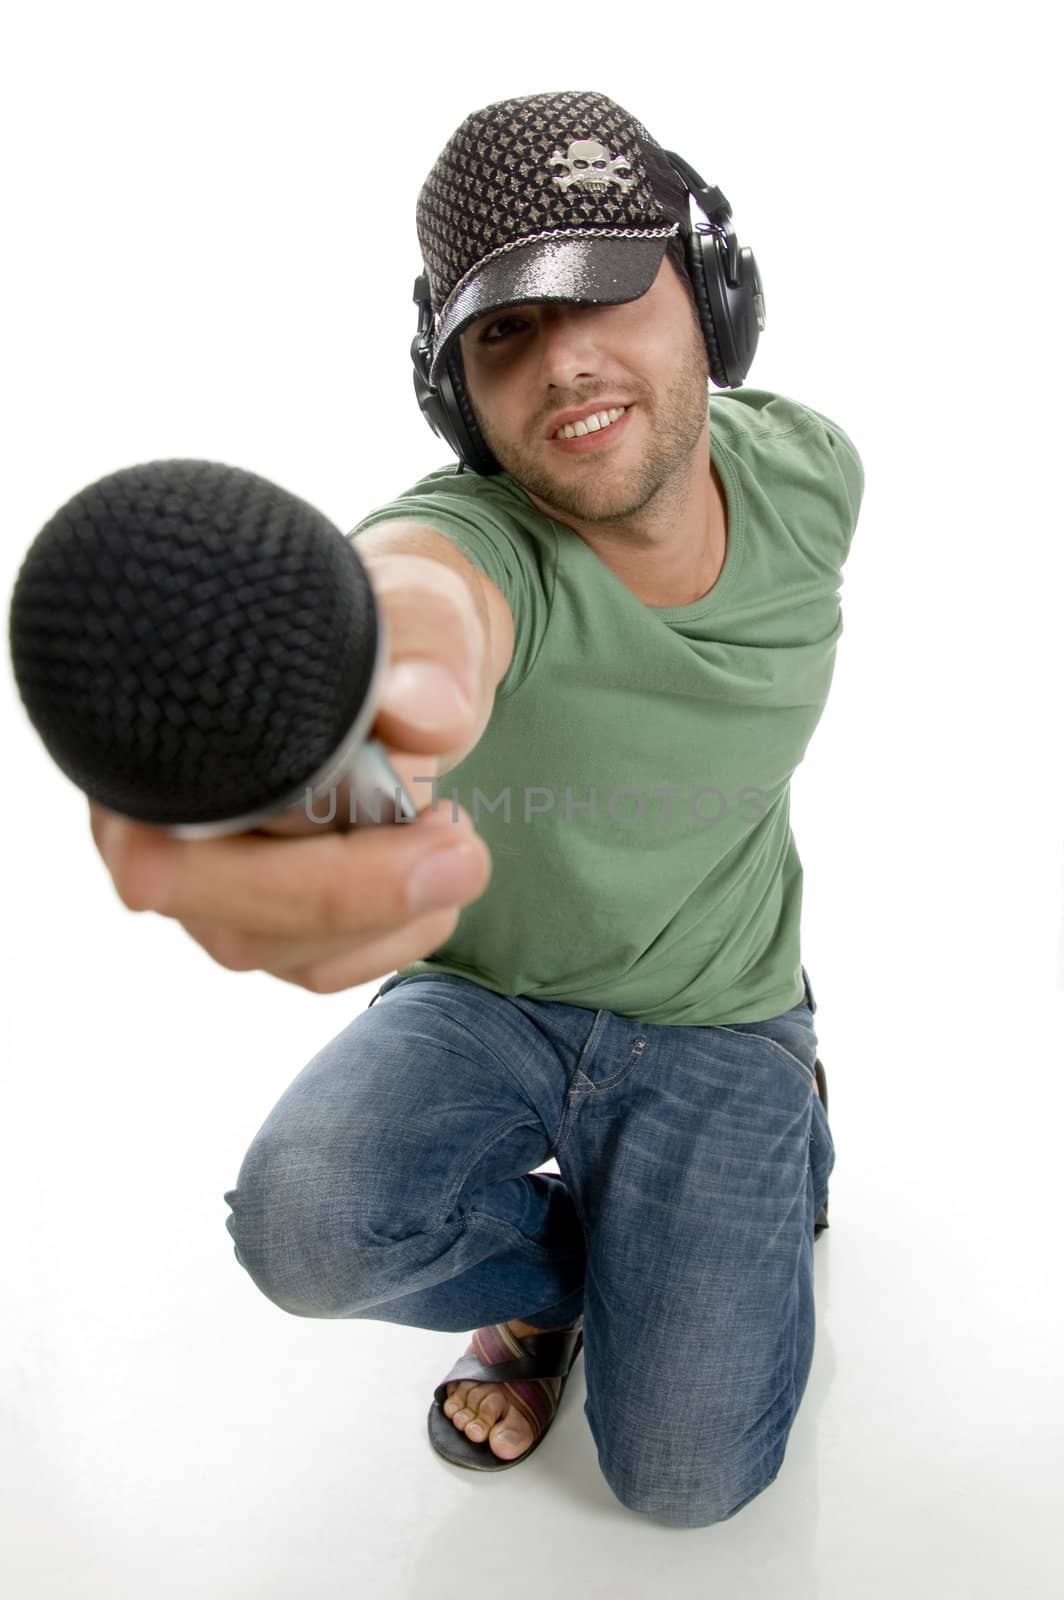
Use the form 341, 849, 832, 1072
711, 386, 853, 448
351, 459, 541, 531
347, 460, 556, 613
711, 386, 864, 516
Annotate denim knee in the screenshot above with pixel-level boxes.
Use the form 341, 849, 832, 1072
223, 1181, 329, 1318
591, 1408, 785, 1529
222, 1137, 380, 1319
602, 1461, 782, 1529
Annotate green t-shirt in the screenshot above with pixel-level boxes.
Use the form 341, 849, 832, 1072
350, 387, 863, 1025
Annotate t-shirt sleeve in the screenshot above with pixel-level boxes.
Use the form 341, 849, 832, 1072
798, 405, 865, 561
348, 474, 555, 699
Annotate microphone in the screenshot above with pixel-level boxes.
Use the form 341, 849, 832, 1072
8, 459, 418, 836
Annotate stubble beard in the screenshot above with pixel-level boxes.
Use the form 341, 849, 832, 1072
467, 336, 711, 526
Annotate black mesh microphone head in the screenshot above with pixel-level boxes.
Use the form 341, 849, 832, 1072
8, 459, 380, 828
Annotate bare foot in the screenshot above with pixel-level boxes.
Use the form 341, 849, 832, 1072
442, 1318, 577, 1462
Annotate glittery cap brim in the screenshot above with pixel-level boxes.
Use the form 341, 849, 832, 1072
428, 233, 672, 386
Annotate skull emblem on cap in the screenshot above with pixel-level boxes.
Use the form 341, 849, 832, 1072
548, 138, 637, 195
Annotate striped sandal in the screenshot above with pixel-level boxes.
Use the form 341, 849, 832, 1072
428, 1317, 585, 1472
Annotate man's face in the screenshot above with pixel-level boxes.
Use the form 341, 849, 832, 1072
457, 256, 710, 525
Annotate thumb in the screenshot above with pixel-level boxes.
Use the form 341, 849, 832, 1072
376, 658, 474, 734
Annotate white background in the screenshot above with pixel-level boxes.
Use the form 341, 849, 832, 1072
2, 3, 1062, 1596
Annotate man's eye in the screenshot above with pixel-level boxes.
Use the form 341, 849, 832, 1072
480, 314, 527, 344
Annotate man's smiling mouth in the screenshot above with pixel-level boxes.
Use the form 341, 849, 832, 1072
551, 405, 629, 440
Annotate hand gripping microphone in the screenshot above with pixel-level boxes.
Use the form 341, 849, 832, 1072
8, 459, 418, 836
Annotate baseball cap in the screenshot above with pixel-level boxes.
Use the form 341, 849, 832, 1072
417, 89, 691, 386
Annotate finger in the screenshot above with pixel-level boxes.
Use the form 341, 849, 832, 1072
364, 554, 486, 755
372, 658, 477, 757
92, 799, 489, 938
174, 862, 479, 975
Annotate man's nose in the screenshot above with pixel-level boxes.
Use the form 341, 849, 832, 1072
536, 304, 603, 385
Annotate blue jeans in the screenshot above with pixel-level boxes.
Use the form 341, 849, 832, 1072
223, 966, 834, 1528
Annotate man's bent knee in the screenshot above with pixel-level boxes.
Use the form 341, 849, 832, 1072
222, 1151, 389, 1319
599, 1451, 784, 1529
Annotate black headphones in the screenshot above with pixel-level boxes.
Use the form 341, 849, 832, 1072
410, 151, 765, 476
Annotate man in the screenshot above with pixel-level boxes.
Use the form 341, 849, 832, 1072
94, 90, 862, 1527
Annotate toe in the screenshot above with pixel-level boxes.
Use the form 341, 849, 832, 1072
479, 1388, 507, 1420
443, 1380, 471, 1417
467, 1389, 506, 1435
489, 1407, 533, 1458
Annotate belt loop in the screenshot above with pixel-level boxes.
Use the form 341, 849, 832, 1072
368, 970, 401, 1007
800, 964, 817, 1014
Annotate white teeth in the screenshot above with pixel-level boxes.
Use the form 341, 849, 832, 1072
555, 406, 626, 440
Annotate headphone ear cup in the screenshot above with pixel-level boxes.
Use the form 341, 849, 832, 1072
410, 273, 500, 475
684, 230, 730, 387
437, 356, 501, 475
684, 228, 763, 388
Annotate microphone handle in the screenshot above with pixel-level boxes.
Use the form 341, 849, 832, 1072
167, 739, 418, 839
